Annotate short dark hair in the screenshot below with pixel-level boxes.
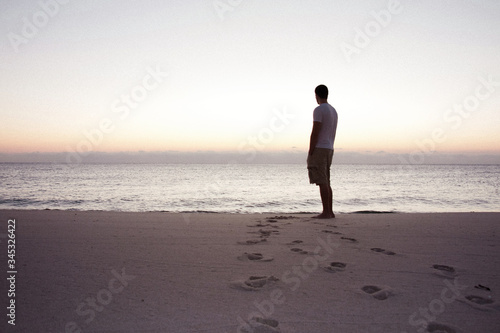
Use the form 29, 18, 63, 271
315, 85, 328, 99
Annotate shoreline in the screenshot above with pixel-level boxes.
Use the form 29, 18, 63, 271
1, 210, 499, 332
1, 208, 498, 214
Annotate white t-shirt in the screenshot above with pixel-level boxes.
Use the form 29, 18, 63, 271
313, 103, 338, 150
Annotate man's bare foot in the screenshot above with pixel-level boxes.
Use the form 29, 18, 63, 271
313, 213, 335, 219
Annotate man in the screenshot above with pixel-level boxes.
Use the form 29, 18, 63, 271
307, 84, 338, 219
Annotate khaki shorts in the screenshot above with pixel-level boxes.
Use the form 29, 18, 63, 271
307, 148, 334, 185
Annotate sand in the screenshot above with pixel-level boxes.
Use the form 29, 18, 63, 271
0, 210, 499, 333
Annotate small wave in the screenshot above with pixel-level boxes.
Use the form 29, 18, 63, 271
0, 198, 88, 209
350, 210, 397, 214
0, 198, 43, 207
179, 210, 221, 214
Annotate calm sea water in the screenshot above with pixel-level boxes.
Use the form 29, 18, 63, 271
0, 163, 499, 213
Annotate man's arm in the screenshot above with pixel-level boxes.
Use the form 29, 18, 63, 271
309, 121, 322, 156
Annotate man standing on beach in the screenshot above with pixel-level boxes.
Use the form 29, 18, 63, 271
308, 85, 338, 219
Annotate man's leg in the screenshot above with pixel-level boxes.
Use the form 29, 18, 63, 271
327, 184, 334, 218
315, 183, 334, 219
326, 149, 334, 218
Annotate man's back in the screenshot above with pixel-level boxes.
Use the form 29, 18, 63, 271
313, 103, 338, 150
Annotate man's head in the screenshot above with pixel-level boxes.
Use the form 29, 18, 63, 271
315, 85, 328, 104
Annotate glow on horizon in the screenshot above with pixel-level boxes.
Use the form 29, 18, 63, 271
1, 1, 499, 159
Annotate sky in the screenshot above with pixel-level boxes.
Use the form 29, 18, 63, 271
1, 0, 499, 164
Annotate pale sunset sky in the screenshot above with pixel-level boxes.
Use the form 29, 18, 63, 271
1, 0, 499, 163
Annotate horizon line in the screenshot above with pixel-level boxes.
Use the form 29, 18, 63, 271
0, 150, 499, 165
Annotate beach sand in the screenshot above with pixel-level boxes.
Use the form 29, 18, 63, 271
0, 210, 499, 332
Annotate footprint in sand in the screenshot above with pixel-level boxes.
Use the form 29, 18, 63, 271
230, 275, 280, 291
238, 252, 274, 262
240, 317, 281, 333
426, 321, 461, 333
323, 262, 347, 273
247, 223, 271, 228
465, 295, 494, 305
459, 294, 499, 311
260, 229, 280, 237
267, 215, 297, 220
322, 230, 342, 235
361, 285, 392, 300
286, 240, 303, 245
238, 239, 267, 245
341, 236, 358, 243
290, 248, 310, 255
432, 264, 457, 278
248, 229, 279, 238
371, 248, 396, 255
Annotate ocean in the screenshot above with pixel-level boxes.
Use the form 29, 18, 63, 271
0, 163, 499, 214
